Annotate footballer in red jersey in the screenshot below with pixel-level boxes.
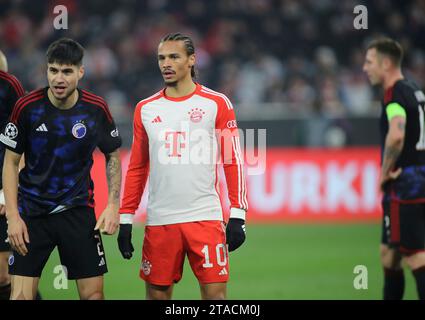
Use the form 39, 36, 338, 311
118, 33, 248, 300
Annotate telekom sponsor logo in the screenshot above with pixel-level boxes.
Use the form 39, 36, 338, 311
157, 121, 266, 175
92, 148, 381, 222
164, 131, 186, 157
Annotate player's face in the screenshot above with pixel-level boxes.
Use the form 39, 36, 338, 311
363, 48, 384, 85
47, 63, 84, 100
158, 40, 195, 86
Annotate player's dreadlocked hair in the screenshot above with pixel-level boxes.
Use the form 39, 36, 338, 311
46, 38, 84, 66
367, 37, 403, 67
160, 33, 196, 78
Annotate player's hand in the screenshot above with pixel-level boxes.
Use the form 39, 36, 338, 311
380, 167, 402, 191
7, 215, 29, 256
226, 218, 246, 252
0, 205, 6, 215
118, 224, 134, 259
95, 204, 119, 235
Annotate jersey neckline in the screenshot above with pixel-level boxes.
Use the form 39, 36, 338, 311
44, 87, 82, 112
162, 83, 201, 102
383, 78, 406, 105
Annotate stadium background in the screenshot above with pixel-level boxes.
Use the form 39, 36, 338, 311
1, 0, 424, 299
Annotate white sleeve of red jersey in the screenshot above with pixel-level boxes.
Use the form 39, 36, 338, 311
119, 102, 149, 217
215, 97, 248, 218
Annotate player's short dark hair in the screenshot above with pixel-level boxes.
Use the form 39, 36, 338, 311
160, 33, 196, 78
46, 38, 84, 66
367, 38, 403, 67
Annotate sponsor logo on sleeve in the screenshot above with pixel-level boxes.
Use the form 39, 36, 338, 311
226, 120, 237, 128
110, 128, 119, 137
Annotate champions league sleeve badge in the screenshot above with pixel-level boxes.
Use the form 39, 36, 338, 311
4, 122, 18, 139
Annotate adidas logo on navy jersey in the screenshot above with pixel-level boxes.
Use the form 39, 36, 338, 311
151, 116, 162, 123
98, 257, 105, 267
36, 123, 48, 132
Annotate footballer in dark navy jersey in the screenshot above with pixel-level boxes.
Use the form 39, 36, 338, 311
1, 38, 122, 300
1, 86, 121, 216
364, 38, 425, 300
0, 73, 25, 191
0, 50, 25, 300
379, 79, 425, 201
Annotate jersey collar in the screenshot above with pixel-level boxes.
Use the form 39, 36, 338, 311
45, 87, 82, 111
162, 83, 201, 102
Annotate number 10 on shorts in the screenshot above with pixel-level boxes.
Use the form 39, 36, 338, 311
201, 244, 227, 268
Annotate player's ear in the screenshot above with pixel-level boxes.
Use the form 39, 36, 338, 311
78, 65, 85, 80
189, 54, 195, 69
382, 56, 392, 71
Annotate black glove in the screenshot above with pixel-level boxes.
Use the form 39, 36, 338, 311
118, 224, 134, 259
226, 218, 246, 252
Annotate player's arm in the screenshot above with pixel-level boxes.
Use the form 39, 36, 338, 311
6, 75, 25, 112
215, 98, 248, 252
95, 100, 123, 235
3, 149, 29, 256
105, 150, 121, 207
0, 75, 24, 215
1, 96, 28, 256
118, 102, 150, 259
380, 102, 406, 190
94, 149, 121, 235
0, 154, 25, 214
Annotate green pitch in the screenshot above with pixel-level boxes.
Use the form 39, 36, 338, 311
37, 223, 418, 300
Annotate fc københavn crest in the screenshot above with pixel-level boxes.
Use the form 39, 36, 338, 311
72, 122, 87, 139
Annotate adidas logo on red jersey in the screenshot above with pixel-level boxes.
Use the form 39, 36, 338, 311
152, 116, 162, 123
219, 268, 228, 276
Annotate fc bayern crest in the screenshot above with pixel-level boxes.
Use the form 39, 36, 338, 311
188, 108, 205, 123
72, 122, 87, 139
141, 259, 152, 275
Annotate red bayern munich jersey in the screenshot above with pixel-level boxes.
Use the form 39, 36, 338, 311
120, 83, 248, 225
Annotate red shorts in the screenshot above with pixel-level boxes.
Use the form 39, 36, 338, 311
140, 220, 229, 285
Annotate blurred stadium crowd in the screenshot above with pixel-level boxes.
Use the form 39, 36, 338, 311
0, 0, 424, 121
